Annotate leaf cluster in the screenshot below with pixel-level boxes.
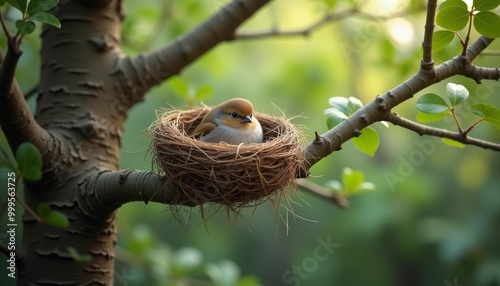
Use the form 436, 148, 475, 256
433, 0, 500, 52
325, 167, 375, 198
2, 0, 60, 35
417, 83, 500, 146
121, 225, 261, 285
324, 96, 385, 156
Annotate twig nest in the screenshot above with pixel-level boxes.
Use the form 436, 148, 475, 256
151, 107, 305, 208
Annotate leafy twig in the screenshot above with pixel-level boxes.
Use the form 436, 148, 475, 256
386, 112, 500, 151
462, 8, 474, 55
464, 118, 484, 135
0, 11, 11, 39
450, 107, 463, 132
296, 179, 350, 208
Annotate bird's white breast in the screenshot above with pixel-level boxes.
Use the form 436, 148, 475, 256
200, 119, 263, 144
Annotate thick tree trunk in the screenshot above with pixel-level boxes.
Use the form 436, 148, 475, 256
19, 1, 124, 284
14, 0, 272, 284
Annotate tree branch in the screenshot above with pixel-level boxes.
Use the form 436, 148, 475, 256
235, 8, 424, 40
0, 39, 51, 154
421, 0, 437, 71
235, 9, 357, 39
92, 169, 195, 213
117, 0, 271, 105
386, 112, 500, 151
301, 37, 497, 172
296, 179, 349, 208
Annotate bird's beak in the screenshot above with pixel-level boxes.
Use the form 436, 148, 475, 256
240, 115, 252, 123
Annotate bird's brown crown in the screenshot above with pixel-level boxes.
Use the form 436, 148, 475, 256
219, 98, 254, 116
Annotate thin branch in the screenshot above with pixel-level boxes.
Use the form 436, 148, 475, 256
0, 24, 51, 154
0, 11, 11, 39
236, 9, 357, 39
23, 84, 38, 100
301, 36, 497, 172
421, 0, 438, 70
16, 194, 43, 222
450, 108, 463, 132
464, 118, 484, 135
465, 36, 494, 61
386, 112, 500, 151
235, 8, 422, 40
296, 179, 349, 208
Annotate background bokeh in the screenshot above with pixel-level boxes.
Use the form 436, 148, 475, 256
1, 0, 500, 285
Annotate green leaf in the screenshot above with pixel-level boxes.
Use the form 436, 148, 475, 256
37, 203, 69, 229
173, 247, 203, 271
325, 180, 343, 193
67, 247, 92, 263
471, 104, 500, 128
348, 96, 363, 114
15, 142, 42, 181
28, 0, 58, 15
442, 138, 465, 148
432, 30, 455, 52
169, 77, 189, 98
328, 97, 350, 116
353, 127, 379, 157
473, 0, 500, 10
206, 260, 240, 286
439, 0, 468, 11
193, 85, 213, 101
342, 168, 364, 193
36, 203, 51, 217
15, 20, 36, 36
29, 12, 61, 28
358, 182, 376, 192
436, 5, 470, 31
473, 11, 500, 38
6, 0, 27, 12
43, 210, 69, 228
237, 276, 261, 286
417, 93, 450, 114
325, 109, 347, 129
416, 110, 451, 123
446, 83, 469, 106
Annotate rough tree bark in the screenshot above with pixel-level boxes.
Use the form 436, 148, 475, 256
0, 0, 271, 284
0, 0, 498, 284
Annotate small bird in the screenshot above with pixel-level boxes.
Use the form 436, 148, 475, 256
191, 98, 263, 144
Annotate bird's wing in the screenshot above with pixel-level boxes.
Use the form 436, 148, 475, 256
191, 122, 216, 138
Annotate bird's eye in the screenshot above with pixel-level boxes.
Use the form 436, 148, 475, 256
231, 112, 238, 118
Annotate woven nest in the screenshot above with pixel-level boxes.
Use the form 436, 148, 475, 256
151, 107, 305, 209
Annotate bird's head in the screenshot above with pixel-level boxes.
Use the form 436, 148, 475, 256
215, 98, 257, 130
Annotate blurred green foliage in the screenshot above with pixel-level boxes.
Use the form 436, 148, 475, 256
1, 0, 500, 285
